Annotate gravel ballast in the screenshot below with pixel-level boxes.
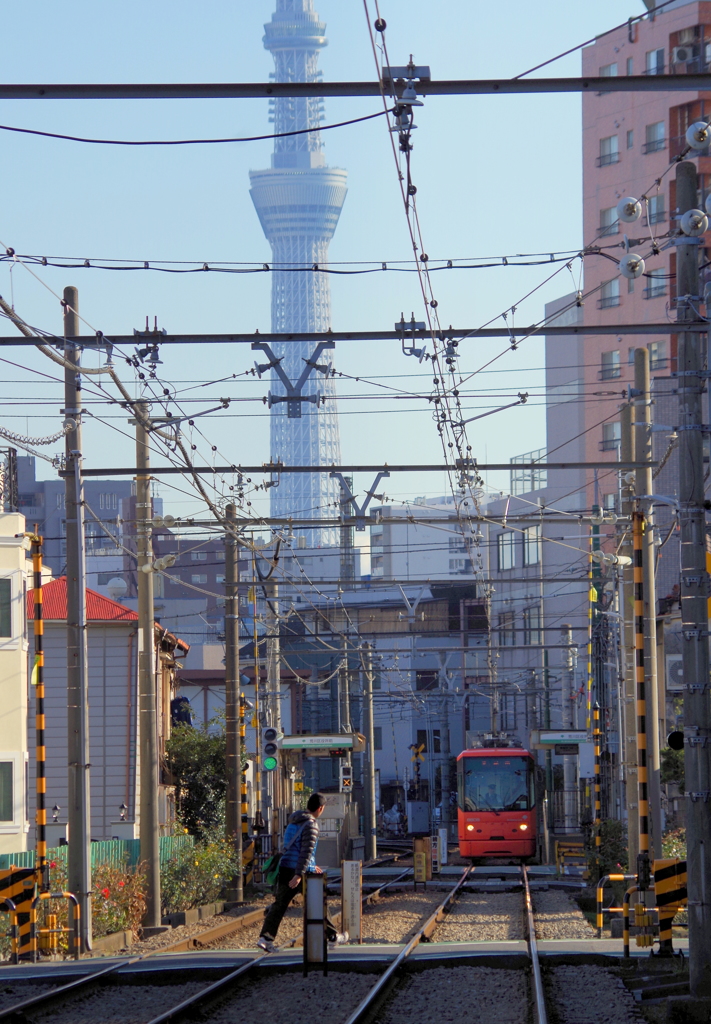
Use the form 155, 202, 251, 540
433, 892, 525, 942
361, 891, 444, 944
548, 965, 644, 1023
0, 983, 57, 1012
533, 890, 595, 940
380, 966, 529, 1024
31, 982, 207, 1024
207, 971, 375, 1023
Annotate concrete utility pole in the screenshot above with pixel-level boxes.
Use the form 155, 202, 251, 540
620, 404, 639, 869
561, 624, 577, 833
264, 577, 281, 834
63, 286, 92, 951
676, 160, 711, 997
634, 348, 662, 857
135, 401, 161, 931
361, 643, 377, 861
224, 504, 243, 901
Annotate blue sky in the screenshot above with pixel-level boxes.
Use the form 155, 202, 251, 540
0, 1, 644, 518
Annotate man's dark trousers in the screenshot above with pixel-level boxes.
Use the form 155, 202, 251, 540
261, 867, 337, 941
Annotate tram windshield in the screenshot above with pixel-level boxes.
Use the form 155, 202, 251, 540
458, 756, 534, 812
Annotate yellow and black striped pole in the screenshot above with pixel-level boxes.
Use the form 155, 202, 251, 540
633, 511, 650, 874
586, 539, 594, 731
240, 693, 248, 837
593, 703, 602, 877
31, 530, 48, 894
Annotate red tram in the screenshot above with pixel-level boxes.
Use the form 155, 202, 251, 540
456, 746, 537, 861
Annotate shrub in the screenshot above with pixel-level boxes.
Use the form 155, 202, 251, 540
165, 723, 228, 840
586, 818, 628, 878
161, 837, 239, 916
661, 747, 685, 789
47, 857, 146, 940
662, 828, 687, 860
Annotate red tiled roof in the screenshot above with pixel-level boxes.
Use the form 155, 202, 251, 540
27, 577, 138, 622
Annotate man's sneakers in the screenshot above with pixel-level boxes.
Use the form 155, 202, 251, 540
329, 931, 349, 946
257, 935, 279, 953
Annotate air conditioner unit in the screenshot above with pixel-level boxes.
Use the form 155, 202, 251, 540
673, 45, 697, 63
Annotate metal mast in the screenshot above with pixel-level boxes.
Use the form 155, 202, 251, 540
250, 0, 347, 547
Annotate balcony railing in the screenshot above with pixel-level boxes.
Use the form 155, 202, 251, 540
599, 365, 621, 380
670, 132, 710, 160
599, 438, 621, 452
596, 152, 620, 167
598, 221, 619, 236
598, 295, 621, 309
645, 209, 666, 225
644, 284, 667, 299
650, 357, 669, 371
642, 137, 666, 154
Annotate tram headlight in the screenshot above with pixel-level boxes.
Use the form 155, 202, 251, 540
466, 824, 475, 831
519, 824, 528, 831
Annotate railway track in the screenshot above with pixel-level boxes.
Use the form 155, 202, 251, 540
0, 868, 661, 1024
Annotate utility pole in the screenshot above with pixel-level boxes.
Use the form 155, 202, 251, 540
265, 577, 281, 835
361, 643, 377, 861
135, 401, 161, 931
634, 348, 662, 857
561, 624, 577, 833
676, 159, 711, 997
620, 403, 639, 868
224, 504, 243, 902
63, 286, 92, 951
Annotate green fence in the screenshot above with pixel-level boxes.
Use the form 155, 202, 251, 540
0, 834, 194, 873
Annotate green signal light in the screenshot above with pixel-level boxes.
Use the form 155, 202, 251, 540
264, 756, 278, 771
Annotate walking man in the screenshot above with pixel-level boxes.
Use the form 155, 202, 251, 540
258, 792, 348, 952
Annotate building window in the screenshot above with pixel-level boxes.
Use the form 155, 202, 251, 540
599, 62, 618, 77
645, 194, 665, 225
510, 448, 547, 495
0, 579, 10, 638
626, 57, 634, 76
627, 129, 634, 149
497, 532, 516, 572
373, 727, 382, 751
648, 340, 668, 370
500, 694, 517, 732
191, 552, 207, 561
598, 135, 619, 166
191, 574, 208, 585
216, 575, 225, 584
644, 121, 666, 153
216, 551, 226, 562
523, 606, 543, 646
523, 525, 541, 566
601, 422, 621, 451
644, 268, 666, 299
599, 279, 620, 309
601, 350, 621, 380
646, 48, 664, 75
599, 206, 619, 236
0, 762, 11, 821
498, 611, 516, 646
417, 728, 440, 754
415, 671, 437, 691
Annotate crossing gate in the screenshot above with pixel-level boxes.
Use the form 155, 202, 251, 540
653, 858, 687, 953
0, 867, 38, 959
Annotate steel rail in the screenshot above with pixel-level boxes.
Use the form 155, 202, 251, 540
362, 868, 412, 906
143, 954, 267, 1024
0, 75, 709, 99
523, 866, 548, 1024
341, 865, 472, 1024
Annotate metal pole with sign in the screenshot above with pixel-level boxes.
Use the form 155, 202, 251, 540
341, 861, 362, 943
303, 873, 328, 976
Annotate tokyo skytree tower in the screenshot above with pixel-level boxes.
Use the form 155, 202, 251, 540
250, 0, 347, 547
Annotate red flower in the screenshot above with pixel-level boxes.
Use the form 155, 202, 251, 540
118, 881, 125, 888
49, 861, 56, 869
101, 887, 110, 898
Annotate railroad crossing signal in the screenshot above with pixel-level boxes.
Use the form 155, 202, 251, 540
340, 763, 352, 792
262, 726, 282, 771
410, 743, 425, 763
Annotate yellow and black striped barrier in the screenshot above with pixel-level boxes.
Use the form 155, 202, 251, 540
596, 873, 637, 937
30, 891, 80, 961
0, 867, 39, 958
555, 839, 586, 875
653, 858, 687, 956
30, 531, 48, 892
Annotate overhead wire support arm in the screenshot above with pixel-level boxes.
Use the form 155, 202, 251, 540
252, 340, 335, 418
3, 75, 711, 100
330, 471, 391, 531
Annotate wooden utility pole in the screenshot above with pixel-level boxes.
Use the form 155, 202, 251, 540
620, 403, 639, 868
676, 160, 711, 997
63, 286, 92, 951
224, 504, 243, 901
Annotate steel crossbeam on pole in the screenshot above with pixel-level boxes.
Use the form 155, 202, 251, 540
2, 75, 711, 99
0, 323, 703, 347
65, 461, 653, 477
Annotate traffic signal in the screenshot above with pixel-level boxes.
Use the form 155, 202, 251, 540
262, 726, 282, 771
339, 763, 352, 792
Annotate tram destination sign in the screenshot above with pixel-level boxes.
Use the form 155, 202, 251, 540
529, 730, 587, 749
